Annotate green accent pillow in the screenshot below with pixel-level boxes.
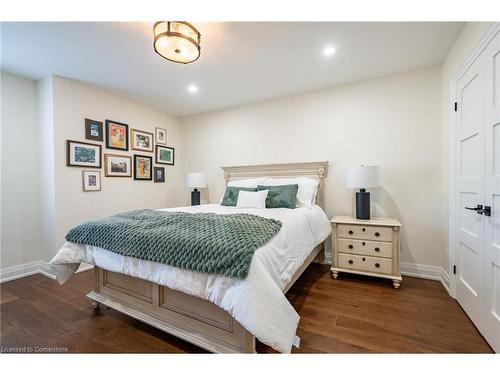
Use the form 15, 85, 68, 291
257, 184, 299, 209
221, 187, 257, 206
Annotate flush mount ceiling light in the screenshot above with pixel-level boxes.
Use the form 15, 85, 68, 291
153, 21, 201, 64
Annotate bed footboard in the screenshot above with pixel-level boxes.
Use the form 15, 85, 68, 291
87, 267, 256, 353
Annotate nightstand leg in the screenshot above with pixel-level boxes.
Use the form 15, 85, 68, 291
331, 270, 339, 279
393, 280, 401, 289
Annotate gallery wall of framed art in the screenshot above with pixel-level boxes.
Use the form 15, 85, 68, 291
66, 116, 176, 191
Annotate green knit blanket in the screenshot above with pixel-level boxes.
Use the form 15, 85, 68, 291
65, 209, 282, 279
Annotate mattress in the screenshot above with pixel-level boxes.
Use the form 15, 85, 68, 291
50, 203, 331, 353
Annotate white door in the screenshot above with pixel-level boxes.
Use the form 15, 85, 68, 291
455, 27, 500, 353
455, 53, 486, 331
483, 29, 500, 353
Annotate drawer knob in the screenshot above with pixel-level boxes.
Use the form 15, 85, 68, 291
375, 232, 380, 237
362, 257, 366, 261
362, 228, 366, 232
375, 263, 380, 268
362, 242, 365, 246
348, 244, 353, 249
348, 260, 354, 265
348, 230, 353, 235
375, 247, 380, 252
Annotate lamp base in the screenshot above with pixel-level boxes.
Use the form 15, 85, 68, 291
355, 189, 370, 220
191, 189, 200, 206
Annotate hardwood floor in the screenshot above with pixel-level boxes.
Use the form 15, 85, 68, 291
0, 264, 493, 353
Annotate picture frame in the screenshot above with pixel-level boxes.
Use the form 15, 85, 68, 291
85, 118, 103, 142
131, 129, 154, 152
82, 170, 101, 192
133, 154, 153, 180
154, 166, 165, 182
66, 140, 102, 168
155, 145, 175, 165
104, 154, 132, 177
155, 127, 167, 145
105, 119, 129, 151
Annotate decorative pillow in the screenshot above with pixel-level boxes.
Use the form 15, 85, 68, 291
257, 184, 299, 209
263, 177, 319, 207
221, 187, 257, 206
236, 190, 269, 209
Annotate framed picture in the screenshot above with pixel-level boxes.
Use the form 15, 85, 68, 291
134, 155, 153, 180
104, 154, 132, 177
66, 140, 102, 168
85, 118, 103, 142
156, 145, 175, 165
82, 170, 101, 192
131, 129, 154, 152
154, 167, 165, 182
105, 119, 129, 151
155, 127, 167, 145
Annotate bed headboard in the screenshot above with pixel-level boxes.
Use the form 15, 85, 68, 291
221, 161, 329, 209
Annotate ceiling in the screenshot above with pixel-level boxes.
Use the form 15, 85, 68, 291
1, 22, 464, 117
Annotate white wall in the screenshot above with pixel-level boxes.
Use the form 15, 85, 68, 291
1, 72, 42, 268
37, 76, 56, 264
47, 76, 184, 260
440, 22, 494, 270
180, 67, 443, 267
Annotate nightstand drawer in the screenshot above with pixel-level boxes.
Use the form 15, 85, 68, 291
338, 253, 393, 275
337, 224, 393, 242
337, 238, 393, 258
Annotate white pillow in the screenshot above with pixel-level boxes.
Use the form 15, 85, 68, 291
228, 177, 266, 188
236, 190, 268, 209
262, 177, 319, 207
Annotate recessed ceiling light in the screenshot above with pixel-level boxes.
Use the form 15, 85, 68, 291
323, 46, 336, 57
187, 85, 199, 94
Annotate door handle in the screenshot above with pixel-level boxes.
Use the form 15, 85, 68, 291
465, 204, 483, 213
464, 204, 491, 216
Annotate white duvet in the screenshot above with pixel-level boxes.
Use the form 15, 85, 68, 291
50, 204, 331, 353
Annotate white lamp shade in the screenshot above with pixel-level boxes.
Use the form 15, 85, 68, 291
186, 173, 207, 189
347, 166, 380, 189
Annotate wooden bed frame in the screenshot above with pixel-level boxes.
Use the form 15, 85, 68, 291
87, 161, 329, 353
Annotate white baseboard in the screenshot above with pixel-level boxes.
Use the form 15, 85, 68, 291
400, 262, 450, 294
0, 261, 42, 283
0, 261, 94, 283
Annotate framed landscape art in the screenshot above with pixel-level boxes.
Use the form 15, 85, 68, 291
104, 154, 132, 177
155, 127, 167, 145
154, 166, 165, 182
131, 129, 154, 152
155, 145, 174, 165
105, 119, 129, 151
134, 154, 153, 180
85, 118, 103, 142
66, 140, 102, 168
82, 170, 101, 192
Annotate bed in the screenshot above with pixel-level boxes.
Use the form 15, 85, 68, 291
50, 161, 330, 353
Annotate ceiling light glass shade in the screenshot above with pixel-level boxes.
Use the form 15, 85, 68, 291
153, 21, 201, 64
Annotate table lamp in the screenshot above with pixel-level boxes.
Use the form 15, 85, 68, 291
186, 172, 207, 206
347, 165, 380, 220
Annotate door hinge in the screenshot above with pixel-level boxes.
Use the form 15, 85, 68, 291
453, 265, 457, 274
454, 102, 458, 112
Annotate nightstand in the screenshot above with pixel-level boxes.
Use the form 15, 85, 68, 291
330, 216, 402, 288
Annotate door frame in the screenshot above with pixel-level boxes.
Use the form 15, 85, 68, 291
449, 22, 500, 298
